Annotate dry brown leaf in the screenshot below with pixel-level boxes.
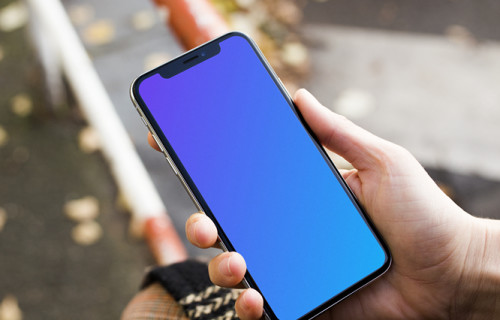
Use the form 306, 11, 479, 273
82, 20, 115, 46
10, 94, 33, 117
144, 52, 171, 71
68, 4, 95, 26
0, 125, 8, 148
115, 192, 131, 212
64, 196, 99, 222
0, 1, 27, 32
234, 0, 257, 9
128, 216, 144, 239
326, 150, 353, 170
78, 126, 100, 153
333, 89, 376, 119
281, 42, 308, 68
131, 10, 157, 31
0, 207, 6, 232
72, 220, 102, 246
273, 1, 302, 25
0, 295, 22, 320
230, 13, 257, 38
437, 182, 455, 199
445, 25, 476, 47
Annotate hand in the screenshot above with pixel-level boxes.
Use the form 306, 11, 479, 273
151, 89, 500, 319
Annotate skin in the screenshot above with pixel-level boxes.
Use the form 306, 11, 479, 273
149, 89, 500, 319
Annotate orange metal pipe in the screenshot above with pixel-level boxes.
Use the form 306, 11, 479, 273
144, 215, 188, 265
153, 0, 230, 50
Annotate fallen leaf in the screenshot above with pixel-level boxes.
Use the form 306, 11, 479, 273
72, 220, 102, 246
0, 125, 8, 148
0, 207, 6, 232
445, 25, 476, 47
64, 196, 99, 222
131, 10, 157, 31
378, 2, 398, 25
333, 89, 376, 119
437, 182, 455, 199
0, 1, 28, 32
143, 52, 171, 71
78, 126, 100, 153
326, 150, 353, 170
273, 1, 302, 25
156, 6, 169, 24
128, 216, 143, 239
0, 294, 22, 320
234, 0, 257, 9
230, 13, 257, 38
115, 192, 131, 212
10, 94, 33, 117
68, 4, 95, 26
82, 20, 115, 46
281, 42, 308, 68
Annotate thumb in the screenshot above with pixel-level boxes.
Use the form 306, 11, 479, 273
294, 89, 390, 171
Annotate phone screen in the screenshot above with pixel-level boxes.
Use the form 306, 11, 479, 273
133, 33, 390, 319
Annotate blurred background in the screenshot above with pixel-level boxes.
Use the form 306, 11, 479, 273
0, 0, 499, 318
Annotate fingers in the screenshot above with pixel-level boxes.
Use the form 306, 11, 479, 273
207, 252, 263, 319
294, 89, 393, 171
235, 288, 264, 320
208, 252, 247, 288
147, 132, 162, 152
185, 213, 218, 249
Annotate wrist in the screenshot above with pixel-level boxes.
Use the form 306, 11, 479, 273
453, 217, 500, 319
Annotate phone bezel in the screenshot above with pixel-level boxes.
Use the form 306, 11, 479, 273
130, 32, 392, 320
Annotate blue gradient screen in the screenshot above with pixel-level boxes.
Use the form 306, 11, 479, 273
137, 34, 388, 319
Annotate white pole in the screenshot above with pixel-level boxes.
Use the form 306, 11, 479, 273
26, 0, 187, 264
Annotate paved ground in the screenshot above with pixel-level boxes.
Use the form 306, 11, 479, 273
1, 0, 500, 319
302, 0, 500, 42
302, 24, 500, 180
300, 0, 500, 217
0, 0, 150, 318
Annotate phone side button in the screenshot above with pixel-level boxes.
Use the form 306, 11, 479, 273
165, 155, 179, 175
217, 237, 228, 252
152, 135, 165, 153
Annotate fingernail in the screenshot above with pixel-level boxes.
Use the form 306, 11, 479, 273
242, 289, 258, 310
219, 255, 233, 277
294, 88, 307, 98
241, 290, 250, 309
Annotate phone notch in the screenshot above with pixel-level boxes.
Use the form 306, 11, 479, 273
159, 42, 221, 79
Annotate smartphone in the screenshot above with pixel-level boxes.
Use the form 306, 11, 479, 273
130, 32, 391, 320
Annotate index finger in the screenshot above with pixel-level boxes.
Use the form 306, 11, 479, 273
186, 213, 220, 249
